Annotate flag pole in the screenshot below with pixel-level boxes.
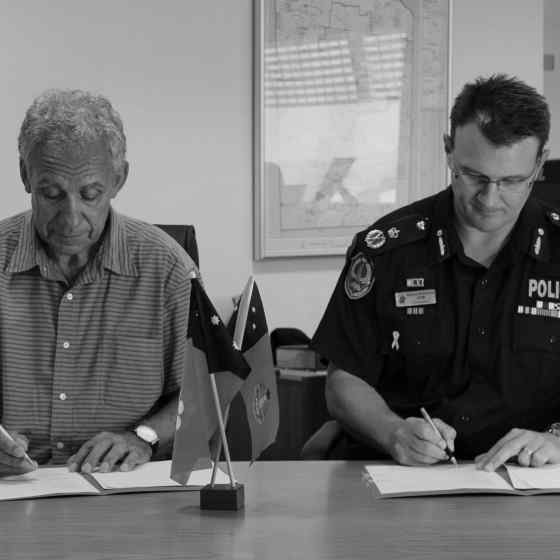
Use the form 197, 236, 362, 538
210, 404, 230, 487
209, 374, 237, 488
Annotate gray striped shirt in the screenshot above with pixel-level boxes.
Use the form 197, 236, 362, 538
0, 209, 194, 464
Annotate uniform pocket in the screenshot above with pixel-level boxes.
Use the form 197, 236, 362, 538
512, 315, 560, 407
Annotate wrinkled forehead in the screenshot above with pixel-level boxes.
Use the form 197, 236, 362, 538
27, 137, 114, 178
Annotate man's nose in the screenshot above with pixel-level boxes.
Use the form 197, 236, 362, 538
477, 181, 501, 206
59, 195, 83, 230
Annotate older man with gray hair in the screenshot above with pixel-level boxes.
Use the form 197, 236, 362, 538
0, 89, 196, 476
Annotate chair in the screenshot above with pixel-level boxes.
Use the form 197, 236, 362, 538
155, 224, 199, 267
300, 419, 343, 459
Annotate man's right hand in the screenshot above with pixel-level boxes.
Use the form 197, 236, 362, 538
0, 430, 37, 477
388, 416, 456, 466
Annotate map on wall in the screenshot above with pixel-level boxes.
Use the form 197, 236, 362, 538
254, 0, 450, 258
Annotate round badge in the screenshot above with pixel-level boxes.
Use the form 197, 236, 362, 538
365, 229, 386, 249
344, 253, 375, 300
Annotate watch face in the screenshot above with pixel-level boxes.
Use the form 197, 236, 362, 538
135, 425, 159, 444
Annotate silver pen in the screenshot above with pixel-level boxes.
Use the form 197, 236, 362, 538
420, 407, 458, 466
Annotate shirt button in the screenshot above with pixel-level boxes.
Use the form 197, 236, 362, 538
59, 392, 67, 401
66, 293, 73, 301
460, 415, 470, 422
56, 441, 64, 450
62, 341, 70, 349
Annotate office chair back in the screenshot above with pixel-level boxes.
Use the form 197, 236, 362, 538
155, 224, 199, 267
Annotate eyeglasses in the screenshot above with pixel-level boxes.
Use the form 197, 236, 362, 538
450, 159, 541, 194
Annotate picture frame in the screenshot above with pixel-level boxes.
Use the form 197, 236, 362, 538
254, 0, 451, 259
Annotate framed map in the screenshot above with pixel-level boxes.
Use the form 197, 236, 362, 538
254, 0, 451, 259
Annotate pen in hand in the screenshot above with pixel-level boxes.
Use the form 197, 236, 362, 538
0, 424, 36, 468
419, 407, 458, 466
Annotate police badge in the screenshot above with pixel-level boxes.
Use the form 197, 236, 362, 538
344, 253, 375, 300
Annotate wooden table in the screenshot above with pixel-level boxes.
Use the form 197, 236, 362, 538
2, 461, 559, 560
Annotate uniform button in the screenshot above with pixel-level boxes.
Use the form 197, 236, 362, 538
481, 279, 487, 287
56, 441, 64, 450
460, 415, 471, 422
550, 336, 557, 344
66, 293, 73, 301
479, 328, 486, 336
62, 341, 70, 349
59, 392, 67, 401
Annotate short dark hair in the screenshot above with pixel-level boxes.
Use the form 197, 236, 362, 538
449, 74, 550, 155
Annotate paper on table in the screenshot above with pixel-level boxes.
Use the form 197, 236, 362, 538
505, 464, 560, 490
365, 464, 513, 495
90, 460, 229, 490
0, 467, 97, 501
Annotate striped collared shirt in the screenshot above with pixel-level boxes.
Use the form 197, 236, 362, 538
0, 209, 195, 464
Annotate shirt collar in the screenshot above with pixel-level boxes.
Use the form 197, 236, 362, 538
428, 187, 461, 264
508, 195, 550, 263
96, 209, 139, 277
5, 209, 138, 277
428, 187, 551, 265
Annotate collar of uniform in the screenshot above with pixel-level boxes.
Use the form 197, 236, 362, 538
428, 187, 461, 264
96, 209, 139, 277
509, 195, 550, 263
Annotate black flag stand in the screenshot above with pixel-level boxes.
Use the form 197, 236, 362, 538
200, 375, 245, 511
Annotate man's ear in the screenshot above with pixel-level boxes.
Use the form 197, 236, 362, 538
536, 147, 550, 181
443, 133, 453, 154
112, 161, 129, 198
19, 159, 31, 194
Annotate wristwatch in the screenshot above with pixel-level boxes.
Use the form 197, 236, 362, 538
134, 424, 160, 455
547, 422, 560, 437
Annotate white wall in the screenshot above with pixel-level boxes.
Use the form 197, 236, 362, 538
0, 0, 543, 335
544, 0, 560, 157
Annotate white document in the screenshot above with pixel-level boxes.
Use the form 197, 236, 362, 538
0, 467, 97, 501
365, 464, 513, 496
90, 460, 229, 490
505, 464, 560, 490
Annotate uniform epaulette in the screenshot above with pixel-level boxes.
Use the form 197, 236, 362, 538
546, 209, 560, 226
358, 213, 430, 255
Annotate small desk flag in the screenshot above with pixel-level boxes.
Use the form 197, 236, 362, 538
229, 277, 279, 461
171, 278, 250, 484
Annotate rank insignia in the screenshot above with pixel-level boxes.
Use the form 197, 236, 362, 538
416, 220, 427, 231
345, 253, 375, 300
365, 229, 386, 249
406, 278, 424, 288
387, 227, 400, 239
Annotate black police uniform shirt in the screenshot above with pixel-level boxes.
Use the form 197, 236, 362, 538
311, 187, 560, 459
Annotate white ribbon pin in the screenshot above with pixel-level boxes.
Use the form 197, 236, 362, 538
391, 330, 400, 351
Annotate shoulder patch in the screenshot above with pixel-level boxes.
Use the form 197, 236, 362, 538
358, 214, 430, 256
344, 252, 374, 300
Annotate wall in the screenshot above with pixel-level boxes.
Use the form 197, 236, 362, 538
0, 0, 543, 335
544, 0, 560, 157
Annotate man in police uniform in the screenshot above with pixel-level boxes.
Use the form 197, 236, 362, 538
311, 74, 560, 471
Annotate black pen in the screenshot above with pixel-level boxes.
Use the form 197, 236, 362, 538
420, 407, 458, 466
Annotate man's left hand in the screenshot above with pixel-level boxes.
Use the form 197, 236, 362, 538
67, 431, 152, 473
475, 428, 560, 471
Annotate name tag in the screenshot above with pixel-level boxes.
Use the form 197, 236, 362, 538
395, 289, 437, 308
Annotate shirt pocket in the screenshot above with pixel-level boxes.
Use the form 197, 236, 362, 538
378, 308, 454, 402
512, 315, 560, 406
103, 336, 163, 413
